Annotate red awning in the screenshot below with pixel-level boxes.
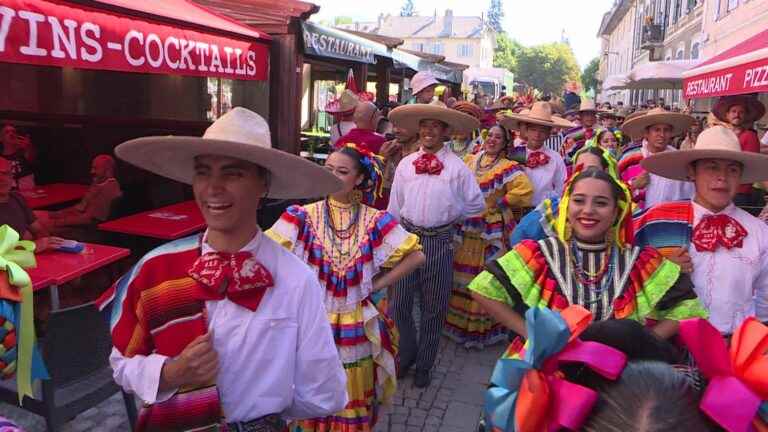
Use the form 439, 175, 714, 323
0, 0, 270, 80
683, 29, 768, 99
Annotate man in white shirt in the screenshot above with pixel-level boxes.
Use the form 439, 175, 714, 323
636, 126, 768, 334
619, 108, 696, 209
387, 101, 484, 388
501, 102, 573, 207
97, 108, 347, 431
326, 90, 359, 146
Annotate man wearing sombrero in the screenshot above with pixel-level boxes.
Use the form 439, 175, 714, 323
712, 95, 767, 214
327, 89, 360, 146
387, 101, 484, 388
617, 107, 695, 210
563, 99, 599, 162
634, 126, 768, 335
501, 101, 573, 207
98, 108, 348, 431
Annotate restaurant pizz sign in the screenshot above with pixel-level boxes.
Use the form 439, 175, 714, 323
0, 0, 269, 80
684, 57, 768, 98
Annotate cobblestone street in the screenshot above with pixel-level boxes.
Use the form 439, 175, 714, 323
0, 336, 503, 432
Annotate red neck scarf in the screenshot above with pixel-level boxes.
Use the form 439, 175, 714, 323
413, 152, 444, 175
692, 214, 748, 252
188, 251, 274, 311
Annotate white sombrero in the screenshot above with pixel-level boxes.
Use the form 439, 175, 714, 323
115, 107, 342, 199
388, 101, 480, 135
641, 125, 768, 183
621, 107, 695, 138
499, 101, 575, 130
410, 71, 440, 96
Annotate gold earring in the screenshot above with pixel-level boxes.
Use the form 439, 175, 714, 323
351, 190, 363, 204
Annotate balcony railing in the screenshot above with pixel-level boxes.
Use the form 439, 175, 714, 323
641, 24, 664, 50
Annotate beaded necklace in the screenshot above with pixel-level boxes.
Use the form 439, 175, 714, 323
323, 198, 361, 264
474, 152, 502, 175
567, 240, 615, 301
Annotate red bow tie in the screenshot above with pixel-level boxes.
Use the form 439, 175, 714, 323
584, 128, 594, 140
692, 214, 748, 252
413, 152, 444, 175
527, 151, 551, 169
188, 251, 274, 311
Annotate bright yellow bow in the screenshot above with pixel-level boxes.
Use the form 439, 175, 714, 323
0, 225, 37, 402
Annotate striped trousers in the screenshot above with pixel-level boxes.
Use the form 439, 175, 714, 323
392, 222, 454, 373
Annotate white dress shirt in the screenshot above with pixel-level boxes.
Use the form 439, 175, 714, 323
110, 230, 347, 422
387, 144, 485, 228
690, 202, 768, 334
523, 146, 567, 206
642, 144, 695, 208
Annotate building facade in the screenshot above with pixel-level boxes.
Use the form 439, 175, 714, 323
598, 0, 639, 105
700, 0, 768, 58
336, 10, 496, 68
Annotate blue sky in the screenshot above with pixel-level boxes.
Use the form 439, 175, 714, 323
312, 0, 615, 68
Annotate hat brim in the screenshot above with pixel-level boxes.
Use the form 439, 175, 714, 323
712, 97, 766, 124
500, 112, 574, 130
641, 149, 768, 183
388, 104, 480, 134
115, 137, 342, 199
621, 112, 694, 138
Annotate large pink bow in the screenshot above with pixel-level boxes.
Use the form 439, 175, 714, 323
678, 318, 768, 432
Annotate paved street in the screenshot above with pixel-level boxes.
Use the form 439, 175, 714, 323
0, 336, 503, 432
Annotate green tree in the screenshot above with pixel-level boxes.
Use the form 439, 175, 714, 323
487, 0, 505, 33
400, 0, 416, 17
333, 16, 353, 26
581, 57, 600, 94
515, 42, 581, 95
493, 33, 523, 74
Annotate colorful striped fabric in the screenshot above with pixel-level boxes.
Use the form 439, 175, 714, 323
632, 201, 693, 253
96, 235, 225, 431
267, 202, 416, 432
618, 143, 647, 209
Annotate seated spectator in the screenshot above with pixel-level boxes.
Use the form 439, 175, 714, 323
334, 101, 387, 154
1, 124, 35, 190
36, 155, 122, 234
0, 156, 58, 251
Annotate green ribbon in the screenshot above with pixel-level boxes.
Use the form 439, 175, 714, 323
0, 224, 37, 403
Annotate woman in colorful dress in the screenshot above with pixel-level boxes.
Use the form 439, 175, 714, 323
267, 144, 425, 432
445, 124, 534, 349
469, 166, 707, 340
592, 128, 623, 157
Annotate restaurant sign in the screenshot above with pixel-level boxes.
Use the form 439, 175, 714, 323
301, 21, 387, 64
683, 57, 768, 99
0, 0, 269, 80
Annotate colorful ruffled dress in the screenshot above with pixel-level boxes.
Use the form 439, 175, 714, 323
468, 237, 708, 323
267, 199, 421, 432
446, 153, 533, 348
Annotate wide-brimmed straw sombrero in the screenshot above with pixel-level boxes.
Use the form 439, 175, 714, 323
641, 125, 768, 183
621, 107, 695, 138
388, 101, 480, 135
499, 101, 575, 131
577, 99, 598, 114
712, 95, 766, 124
324, 89, 361, 114
115, 107, 342, 199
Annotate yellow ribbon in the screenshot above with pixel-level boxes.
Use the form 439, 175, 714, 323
0, 225, 37, 403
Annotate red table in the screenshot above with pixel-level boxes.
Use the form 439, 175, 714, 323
98, 200, 205, 240
28, 243, 130, 310
21, 183, 90, 209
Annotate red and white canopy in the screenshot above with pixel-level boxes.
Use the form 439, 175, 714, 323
0, 0, 270, 81
683, 29, 768, 99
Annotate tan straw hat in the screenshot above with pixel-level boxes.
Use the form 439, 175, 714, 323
325, 89, 360, 114
499, 101, 575, 130
388, 101, 480, 135
712, 95, 766, 124
641, 125, 768, 183
115, 107, 342, 199
577, 99, 598, 114
621, 107, 695, 138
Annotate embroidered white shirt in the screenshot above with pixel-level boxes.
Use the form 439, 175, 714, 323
387, 144, 485, 227
110, 230, 348, 422
642, 144, 695, 208
523, 146, 567, 207
690, 202, 768, 334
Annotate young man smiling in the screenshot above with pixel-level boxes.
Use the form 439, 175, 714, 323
634, 126, 768, 335
387, 101, 484, 388
97, 108, 348, 431
618, 107, 696, 210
